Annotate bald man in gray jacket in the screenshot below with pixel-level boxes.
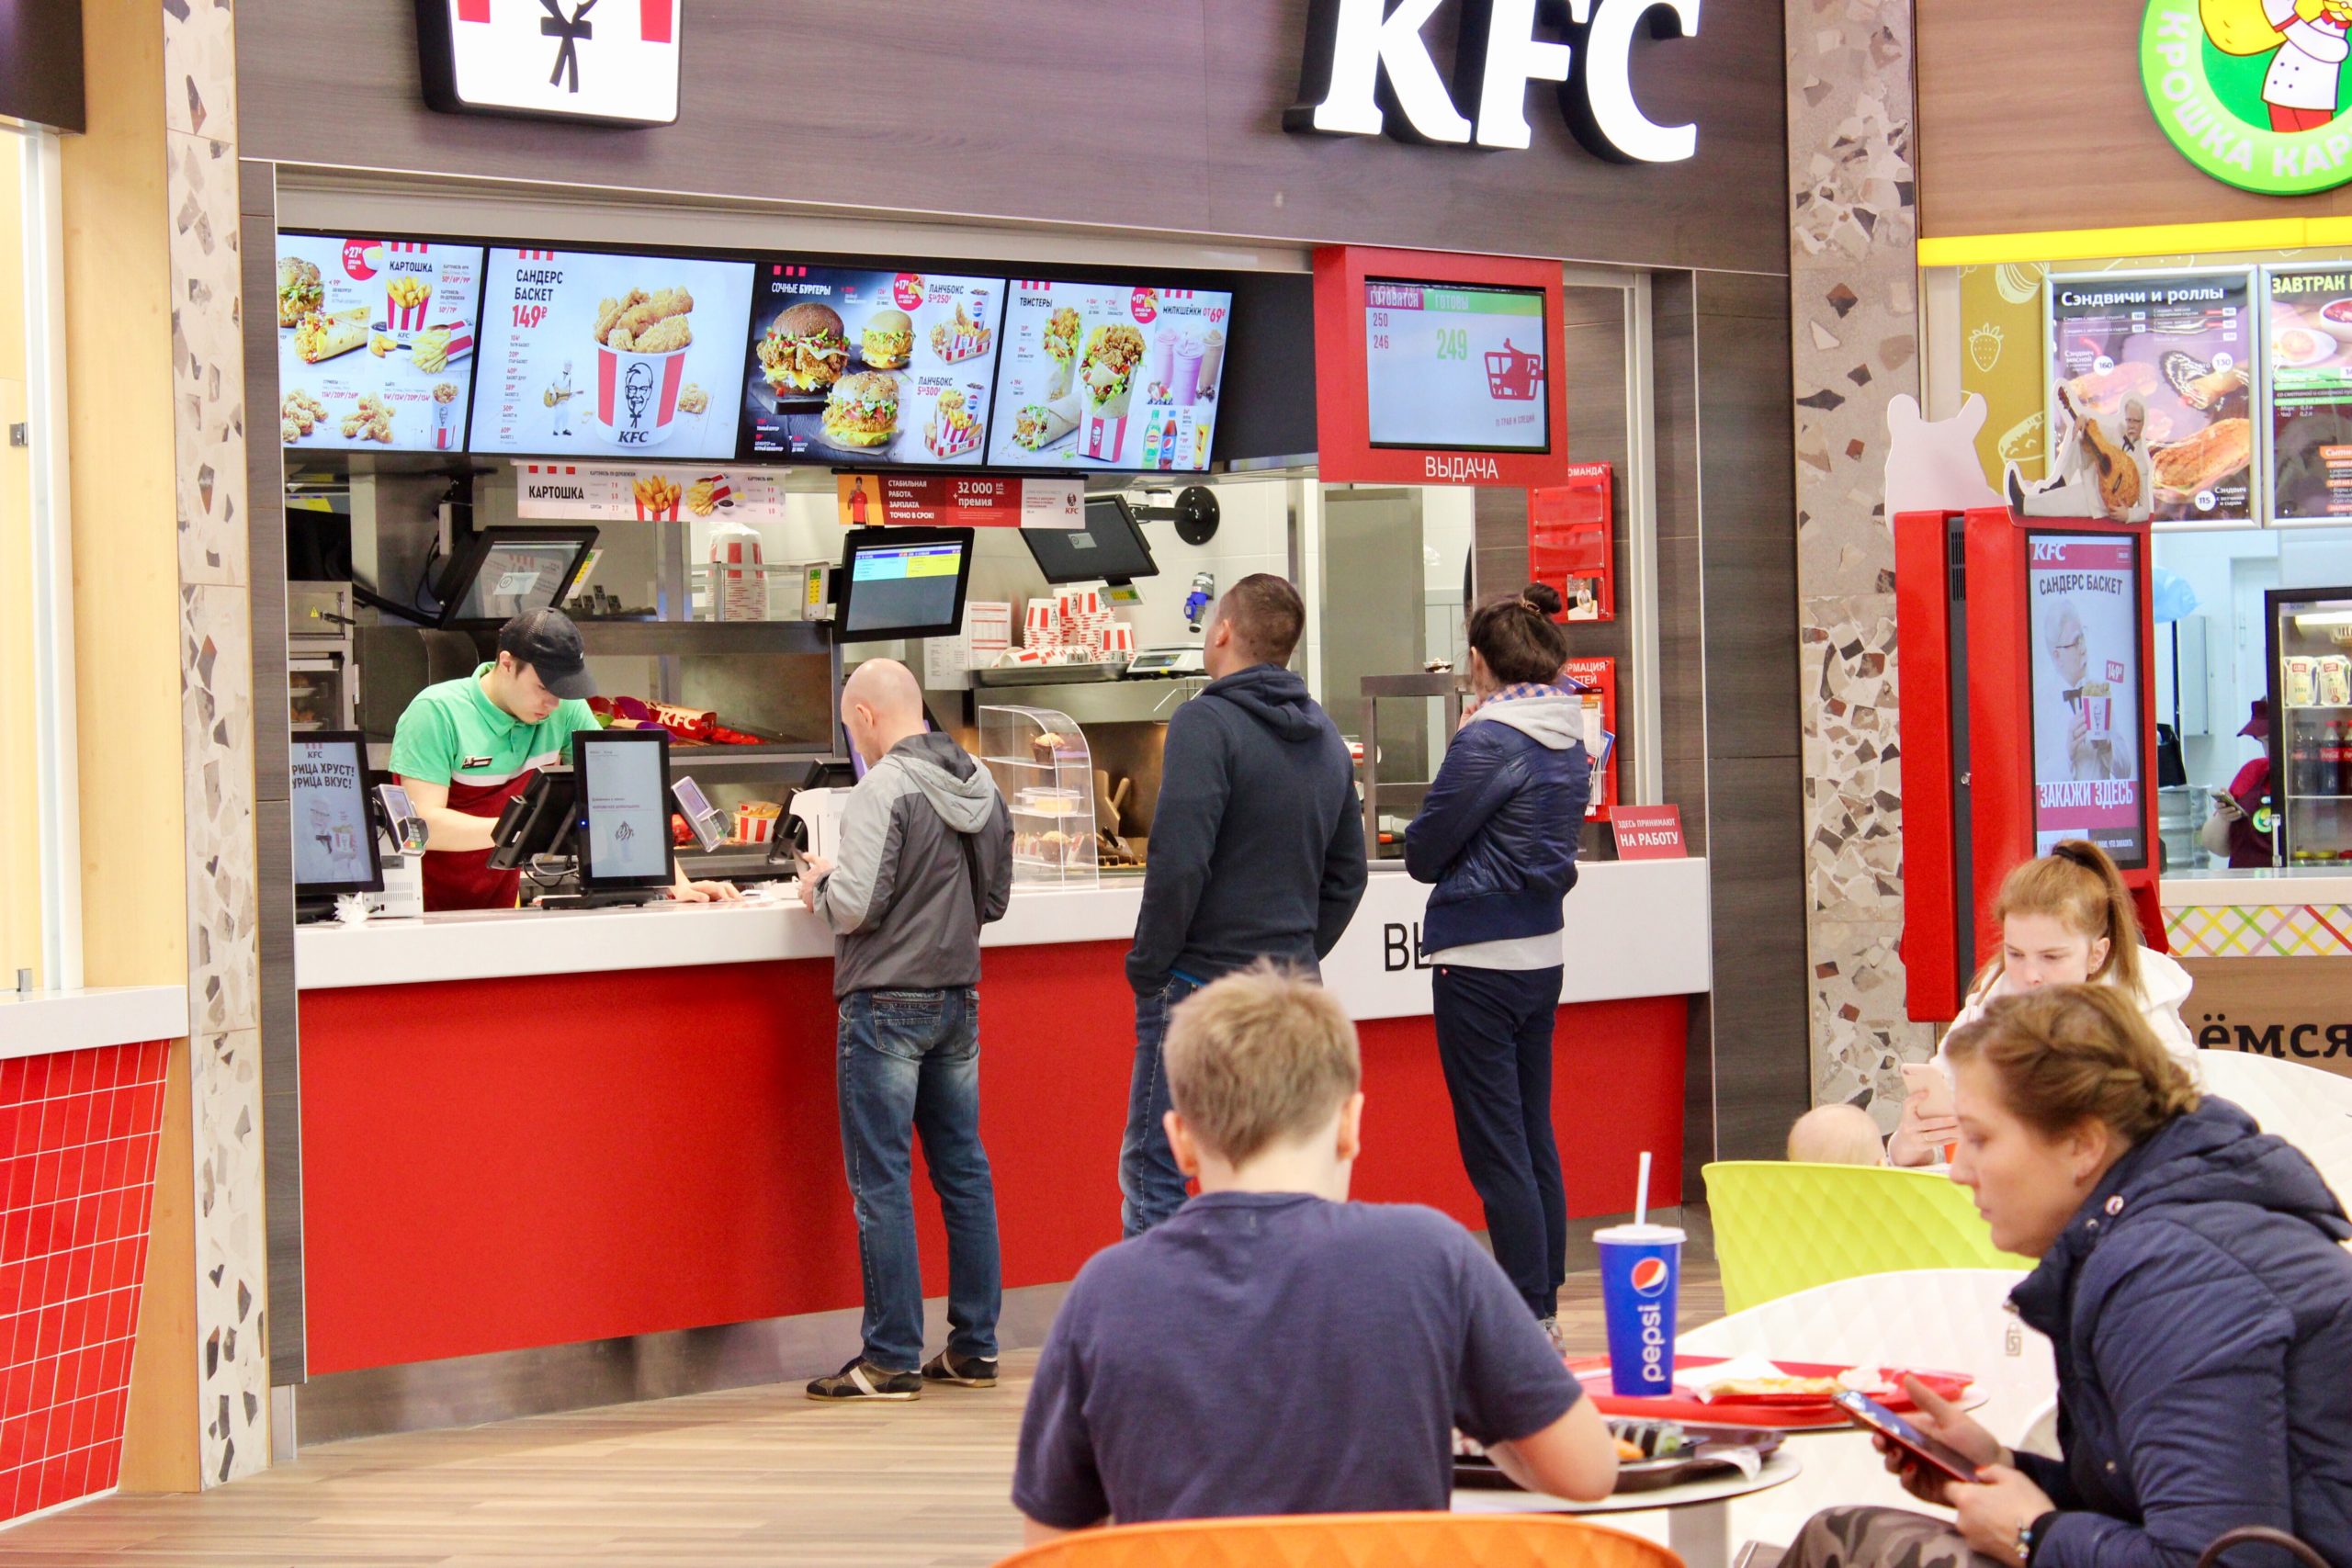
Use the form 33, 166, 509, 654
800, 660, 1014, 1401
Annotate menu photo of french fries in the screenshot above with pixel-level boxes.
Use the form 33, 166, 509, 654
631, 474, 684, 520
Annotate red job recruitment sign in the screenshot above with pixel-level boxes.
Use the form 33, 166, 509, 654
836, 474, 1081, 529
1611, 806, 1686, 860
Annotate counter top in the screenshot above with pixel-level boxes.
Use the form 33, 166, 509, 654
2161, 869, 2352, 907
0, 985, 187, 1061
294, 858, 1713, 1017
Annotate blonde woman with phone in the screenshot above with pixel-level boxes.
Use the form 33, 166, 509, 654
1889, 841, 2196, 1168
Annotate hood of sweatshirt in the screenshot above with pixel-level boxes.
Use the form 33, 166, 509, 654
1202, 663, 1326, 743
1471, 691, 1588, 751
888, 731, 1001, 834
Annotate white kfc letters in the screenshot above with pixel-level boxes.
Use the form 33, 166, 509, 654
1286, 0, 1702, 163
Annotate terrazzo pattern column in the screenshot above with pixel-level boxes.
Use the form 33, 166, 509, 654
1787, 0, 1935, 1122
163, 0, 268, 1483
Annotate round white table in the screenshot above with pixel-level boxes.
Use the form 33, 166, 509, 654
1453, 1450, 1803, 1568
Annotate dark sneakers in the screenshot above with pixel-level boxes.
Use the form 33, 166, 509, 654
922, 1349, 999, 1388
806, 1358, 922, 1402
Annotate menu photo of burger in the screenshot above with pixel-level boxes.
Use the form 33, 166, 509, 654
738, 264, 1006, 464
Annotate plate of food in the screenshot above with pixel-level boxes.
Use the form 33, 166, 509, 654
2275, 322, 2339, 370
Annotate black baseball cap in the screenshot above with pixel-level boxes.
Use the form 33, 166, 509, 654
497, 608, 595, 700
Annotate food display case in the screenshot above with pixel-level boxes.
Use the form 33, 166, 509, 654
2265, 585, 2352, 864
979, 704, 1100, 887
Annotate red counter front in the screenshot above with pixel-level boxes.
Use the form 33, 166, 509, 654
300, 942, 1687, 1376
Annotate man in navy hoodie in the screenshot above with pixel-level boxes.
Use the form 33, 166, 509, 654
1120, 574, 1366, 1236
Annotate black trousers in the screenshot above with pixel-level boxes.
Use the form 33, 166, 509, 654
1431, 963, 1567, 1320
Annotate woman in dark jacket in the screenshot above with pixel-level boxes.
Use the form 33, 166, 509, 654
1404, 587, 1591, 1329
1787, 984, 2352, 1568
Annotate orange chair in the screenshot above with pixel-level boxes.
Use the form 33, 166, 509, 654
994, 1513, 1682, 1568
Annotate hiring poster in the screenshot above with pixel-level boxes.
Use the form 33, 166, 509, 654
2269, 266, 2352, 522
2029, 533, 2145, 866
2043, 272, 2252, 525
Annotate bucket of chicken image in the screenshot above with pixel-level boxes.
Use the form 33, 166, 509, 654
593, 289, 696, 448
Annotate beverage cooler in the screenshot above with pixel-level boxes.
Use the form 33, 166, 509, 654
2266, 586, 2352, 864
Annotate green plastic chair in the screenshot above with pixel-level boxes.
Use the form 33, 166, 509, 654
1702, 1161, 2034, 1313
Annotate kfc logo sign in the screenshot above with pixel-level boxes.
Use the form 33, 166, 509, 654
415, 0, 682, 127
1286, 0, 1701, 163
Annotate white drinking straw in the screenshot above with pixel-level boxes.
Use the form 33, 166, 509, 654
1635, 1150, 1652, 1229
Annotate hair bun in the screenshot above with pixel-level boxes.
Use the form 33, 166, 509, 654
1521, 581, 1566, 618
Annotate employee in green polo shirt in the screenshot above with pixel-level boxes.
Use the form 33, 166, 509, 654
389, 608, 739, 912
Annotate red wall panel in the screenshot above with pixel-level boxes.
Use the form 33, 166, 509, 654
1, 1042, 169, 1525
300, 953, 1686, 1376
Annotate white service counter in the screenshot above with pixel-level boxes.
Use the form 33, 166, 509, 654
0, 985, 189, 1061
294, 857, 1713, 1018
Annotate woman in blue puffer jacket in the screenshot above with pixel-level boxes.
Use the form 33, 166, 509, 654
1404, 585, 1591, 1331
1786, 983, 2352, 1568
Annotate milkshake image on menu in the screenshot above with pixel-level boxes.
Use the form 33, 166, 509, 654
1195, 327, 1226, 400
1148, 327, 1177, 401
1172, 333, 1204, 409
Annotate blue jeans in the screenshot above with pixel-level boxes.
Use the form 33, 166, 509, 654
836, 986, 1001, 1371
1119, 975, 1202, 1238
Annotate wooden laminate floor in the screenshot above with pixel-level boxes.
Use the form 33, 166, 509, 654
0, 1261, 1723, 1567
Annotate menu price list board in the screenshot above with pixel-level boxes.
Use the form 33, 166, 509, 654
986, 281, 1232, 472
2269, 266, 2352, 522
514, 463, 793, 522
739, 265, 1005, 467
2028, 532, 2146, 869
1364, 279, 1548, 453
276, 234, 483, 453
470, 248, 754, 459
2047, 273, 2251, 524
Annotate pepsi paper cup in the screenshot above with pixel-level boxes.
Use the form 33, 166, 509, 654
1595, 1223, 1683, 1398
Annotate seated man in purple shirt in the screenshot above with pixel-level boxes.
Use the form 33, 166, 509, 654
1012, 964, 1618, 1542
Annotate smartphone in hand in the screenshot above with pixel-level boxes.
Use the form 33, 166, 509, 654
1833, 1390, 1980, 1485
1900, 1062, 1956, 1122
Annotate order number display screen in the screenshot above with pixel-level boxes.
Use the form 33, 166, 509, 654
1363, 279, 1549, 453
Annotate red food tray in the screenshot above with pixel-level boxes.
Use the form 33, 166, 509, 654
1565, 1356, 1973, 1430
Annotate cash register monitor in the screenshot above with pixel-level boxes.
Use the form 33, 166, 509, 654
836, 526, 974, 642
487, 768, 577, 871
1022, 496, 1159, 585
572, 728, 675, 892
290, 731, 385, 897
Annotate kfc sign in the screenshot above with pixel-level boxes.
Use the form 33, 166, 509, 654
1286, 0, 1700, 162
415, 0, 682, 126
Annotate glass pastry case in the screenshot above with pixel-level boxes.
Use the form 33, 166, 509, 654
978, 705, 1101, 888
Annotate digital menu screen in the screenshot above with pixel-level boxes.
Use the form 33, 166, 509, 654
2028, 531, 2146, 869
276, 233, 484, 454
1363, 279, 1549, 453
986, 281, 1232, 471
2047, 272, 2251, 525
2268, 266, 2352, 523
736, 265, 1004, 466
469, 247, 754, 459
289, 737, 379, 893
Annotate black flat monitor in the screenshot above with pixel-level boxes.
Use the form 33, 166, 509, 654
290, 731, 385, 897
1021, 495, 1159, 585
836, 526, 974, 642
435, 525, 599, 628
572, 728, 675, 892
487, 766, 577, 872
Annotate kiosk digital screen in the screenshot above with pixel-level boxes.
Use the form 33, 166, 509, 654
574, 730, 673, 888
838, 529, 974, 641
290, 733, 384, 895
2027, 531, 2147, 868
1363, 279, 1549, 453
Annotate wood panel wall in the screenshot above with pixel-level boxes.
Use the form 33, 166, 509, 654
1917, 0, 2350, 237
234, 0, 1788, 274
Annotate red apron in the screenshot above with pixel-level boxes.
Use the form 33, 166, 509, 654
422, 770, 546, 912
